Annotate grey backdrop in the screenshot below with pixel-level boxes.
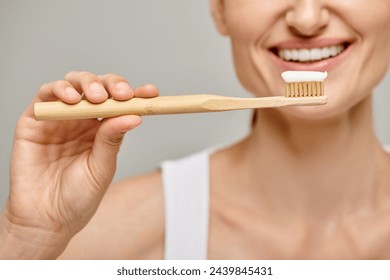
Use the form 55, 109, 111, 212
1, 0, 389, 208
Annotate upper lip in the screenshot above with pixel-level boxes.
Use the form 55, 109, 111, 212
269, 37, 354, 50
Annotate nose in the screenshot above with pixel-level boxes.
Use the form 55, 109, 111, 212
285, 0, 330, 36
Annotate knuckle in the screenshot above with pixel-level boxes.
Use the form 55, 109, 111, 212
101, 131, 125, 147
65, 70, 99, 82
104, 73, 117, 79
108, 135, 124, 146
53, 80, 69, 90
38, 82, 50, 92
104, 73, 126, 83
64, 70, 78, 80
79, 71, 94, 79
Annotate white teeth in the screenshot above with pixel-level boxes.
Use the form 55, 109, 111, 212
321, 48, 330, 59
329, 46, 338, 56
284, 49, 292, 61
298, 49, 310, 62
277, 44, 345, 62
309, 48, 322, 61
291, 49, 299, 61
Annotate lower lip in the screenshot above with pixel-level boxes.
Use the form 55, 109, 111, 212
269, 45, 353, 72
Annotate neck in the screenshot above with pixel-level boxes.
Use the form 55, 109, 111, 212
236, 97, 387, 222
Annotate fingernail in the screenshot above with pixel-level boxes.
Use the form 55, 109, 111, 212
116, 82, 132, 93
90, 82, 107, 97
65, 87, 79, 99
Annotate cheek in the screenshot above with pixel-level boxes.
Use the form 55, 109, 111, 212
225, 6, 265, 41
224, 3, 286, 96
370, 8, 390, 66
348, 1, 390, 92
335, 0, 390, 60
224, 1, 285, 40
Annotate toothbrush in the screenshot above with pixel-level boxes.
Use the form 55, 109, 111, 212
34, 71, 328, 121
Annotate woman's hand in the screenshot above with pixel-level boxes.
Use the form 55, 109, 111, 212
1, 71, 159, 259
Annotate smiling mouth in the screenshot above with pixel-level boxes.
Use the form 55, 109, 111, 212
270, 42, 351, 63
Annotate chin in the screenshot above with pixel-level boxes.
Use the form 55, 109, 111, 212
275, 91, 368, 122
277, 104, 343, 121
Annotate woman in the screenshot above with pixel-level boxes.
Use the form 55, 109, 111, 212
1, 0, 390, 259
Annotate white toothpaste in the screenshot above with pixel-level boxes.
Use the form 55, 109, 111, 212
281, 71, 328, 83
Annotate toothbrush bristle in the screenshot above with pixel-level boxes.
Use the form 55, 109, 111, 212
285, 81, 324, 97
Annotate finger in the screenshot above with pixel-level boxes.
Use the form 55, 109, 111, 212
98, 73, 134, 101
25, 81, 82, 119
65, 71, 108, 104
133, 84, 160, 98
35, 81, 82, 104
88, 115, 142, 188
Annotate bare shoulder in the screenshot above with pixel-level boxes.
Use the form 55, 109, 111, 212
60, 170, 164, 259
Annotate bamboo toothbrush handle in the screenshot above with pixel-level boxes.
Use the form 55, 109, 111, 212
34, 94, 327, 121
34, 95, 223, 121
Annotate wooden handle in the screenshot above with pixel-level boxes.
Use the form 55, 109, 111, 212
34, 94, 328, 121
34, 95, 222, 121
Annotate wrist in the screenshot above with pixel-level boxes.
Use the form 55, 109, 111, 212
0, 212, 71, 259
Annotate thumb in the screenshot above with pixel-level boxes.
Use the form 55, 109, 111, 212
89, 115, 142, 187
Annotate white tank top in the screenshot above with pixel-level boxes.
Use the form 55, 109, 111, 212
162, 145, 390, 260
161, 149, 211, 260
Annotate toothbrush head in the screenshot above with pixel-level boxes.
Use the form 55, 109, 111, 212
282, 71, 327, 97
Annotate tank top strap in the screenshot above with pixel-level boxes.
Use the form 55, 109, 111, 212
161, 149, 211, 260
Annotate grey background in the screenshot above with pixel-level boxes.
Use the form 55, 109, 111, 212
0, 0, 389, 208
